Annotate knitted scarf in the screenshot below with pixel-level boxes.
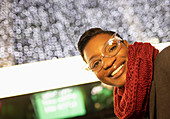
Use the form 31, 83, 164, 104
114, 42, 159, 119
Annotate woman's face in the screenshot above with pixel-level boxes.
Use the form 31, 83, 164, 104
83, 33, 129, 87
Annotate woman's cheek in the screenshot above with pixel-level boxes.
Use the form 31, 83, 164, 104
96, 73, 106, 82
96, 73, 102, 80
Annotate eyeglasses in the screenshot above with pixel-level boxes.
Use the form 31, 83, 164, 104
84, 32, 123, 73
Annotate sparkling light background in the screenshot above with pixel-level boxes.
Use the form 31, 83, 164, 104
0, 0, 169, 67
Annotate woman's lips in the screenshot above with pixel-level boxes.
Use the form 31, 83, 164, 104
109, 62, 126, 79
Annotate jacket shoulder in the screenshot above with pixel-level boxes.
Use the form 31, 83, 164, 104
152, 45, 170, 119
154, 46, 170, 65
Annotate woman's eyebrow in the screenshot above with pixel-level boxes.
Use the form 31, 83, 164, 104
89, 54, 101, 62
89, 56, 95, 62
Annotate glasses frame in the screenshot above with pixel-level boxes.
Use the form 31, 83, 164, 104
83, 32, 123, 73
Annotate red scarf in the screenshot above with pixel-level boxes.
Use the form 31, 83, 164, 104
114, 42, 159, 119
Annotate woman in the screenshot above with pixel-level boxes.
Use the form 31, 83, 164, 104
78, 28, 170, 119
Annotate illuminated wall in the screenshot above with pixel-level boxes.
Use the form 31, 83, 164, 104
0, 0, 169, 67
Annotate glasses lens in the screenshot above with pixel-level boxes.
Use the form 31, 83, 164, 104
103, 39, 120, 56
89, 58, 102, 72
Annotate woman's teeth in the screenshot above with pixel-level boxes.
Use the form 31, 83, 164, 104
111, 64, 124, 76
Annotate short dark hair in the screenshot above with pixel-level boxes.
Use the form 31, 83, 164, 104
77, 28, 123, 61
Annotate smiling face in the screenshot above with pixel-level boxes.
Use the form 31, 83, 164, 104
83, 33, 129, 87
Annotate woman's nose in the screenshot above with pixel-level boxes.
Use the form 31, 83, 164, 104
102, 57, 116, 70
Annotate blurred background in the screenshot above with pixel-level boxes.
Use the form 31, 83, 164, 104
0, 0, 169, 118
1, 82, 116, 119
0, 0, 169, 67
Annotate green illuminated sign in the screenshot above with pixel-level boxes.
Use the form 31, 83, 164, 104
33, 87, 86, 119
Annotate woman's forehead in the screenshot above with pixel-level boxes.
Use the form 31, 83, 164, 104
83, 33, 112, 62
87, 33, 112, 48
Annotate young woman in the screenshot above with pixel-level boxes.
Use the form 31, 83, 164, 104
78, 28, 170, 119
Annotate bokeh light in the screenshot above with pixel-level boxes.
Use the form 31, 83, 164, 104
0, 0, 169, 67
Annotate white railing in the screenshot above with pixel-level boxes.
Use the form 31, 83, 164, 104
0, 42, 169, 99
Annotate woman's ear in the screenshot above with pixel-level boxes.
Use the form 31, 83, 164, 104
123, 40, 129, 48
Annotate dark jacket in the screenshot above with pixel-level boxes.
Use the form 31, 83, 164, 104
149, 46, 170, 119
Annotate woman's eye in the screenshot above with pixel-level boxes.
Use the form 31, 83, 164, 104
109, 46, 116, 52
92, 61, 100, 69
